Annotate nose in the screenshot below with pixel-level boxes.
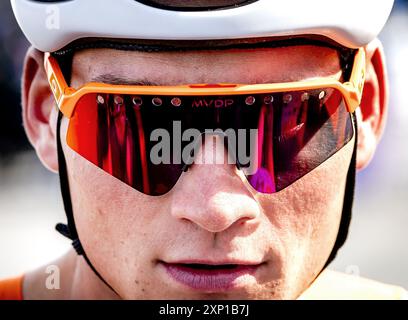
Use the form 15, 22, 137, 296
170, 135, 261, 233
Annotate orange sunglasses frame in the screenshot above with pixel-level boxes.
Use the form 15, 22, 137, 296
44, 48, 366, 119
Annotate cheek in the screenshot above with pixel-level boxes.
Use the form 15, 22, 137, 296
257, 137, 355, 274
60, 117, 158, 223
60, 118, 165, 284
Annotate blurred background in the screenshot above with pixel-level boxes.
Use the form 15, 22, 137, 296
0, 1, 407, 289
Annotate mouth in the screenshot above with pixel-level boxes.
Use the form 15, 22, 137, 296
159, 260, 264, 292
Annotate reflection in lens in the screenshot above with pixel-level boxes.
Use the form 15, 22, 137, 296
67, 89, 352, 195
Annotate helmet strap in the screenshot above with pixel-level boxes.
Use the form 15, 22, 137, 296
324, 111, 358, 266
55, 111, 119, 296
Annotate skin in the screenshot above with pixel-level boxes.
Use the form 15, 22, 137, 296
21, 41, 388, 300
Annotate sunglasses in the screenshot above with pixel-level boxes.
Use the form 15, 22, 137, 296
45, 48, 365, 196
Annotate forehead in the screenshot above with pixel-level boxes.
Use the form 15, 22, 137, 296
71, 45, 342, 86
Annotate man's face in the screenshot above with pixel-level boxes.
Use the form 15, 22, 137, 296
62, 45, 354, 299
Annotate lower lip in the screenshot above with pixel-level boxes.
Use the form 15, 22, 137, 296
161, 262, 261, 292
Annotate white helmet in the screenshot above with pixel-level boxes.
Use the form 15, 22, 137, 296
11, 0, 394, 52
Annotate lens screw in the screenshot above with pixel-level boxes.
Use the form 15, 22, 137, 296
263, 95, 274, 104
301, 93, 309, 102
97, 95, 105, 104
132, 96, 143, 107
319, 91, 326, 100
152, 97, 163, 106
171, 97, 182, 107
114, 95, 124, 105
245, 96, 256, 106
283, 94, 292, 104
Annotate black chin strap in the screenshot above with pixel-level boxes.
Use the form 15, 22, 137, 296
56, 111, 118, 295
55, 110, 358, 295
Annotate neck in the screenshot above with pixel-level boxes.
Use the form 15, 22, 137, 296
23, 249, 120, 300
69, 251, 120, 299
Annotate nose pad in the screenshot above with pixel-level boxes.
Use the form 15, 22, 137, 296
170, 133, 261, 233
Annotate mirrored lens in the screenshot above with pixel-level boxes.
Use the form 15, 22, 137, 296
66, 88, 353, 195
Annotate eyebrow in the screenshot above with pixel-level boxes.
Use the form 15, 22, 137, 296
91, 74, 160, 86
91, 69, 343, 87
